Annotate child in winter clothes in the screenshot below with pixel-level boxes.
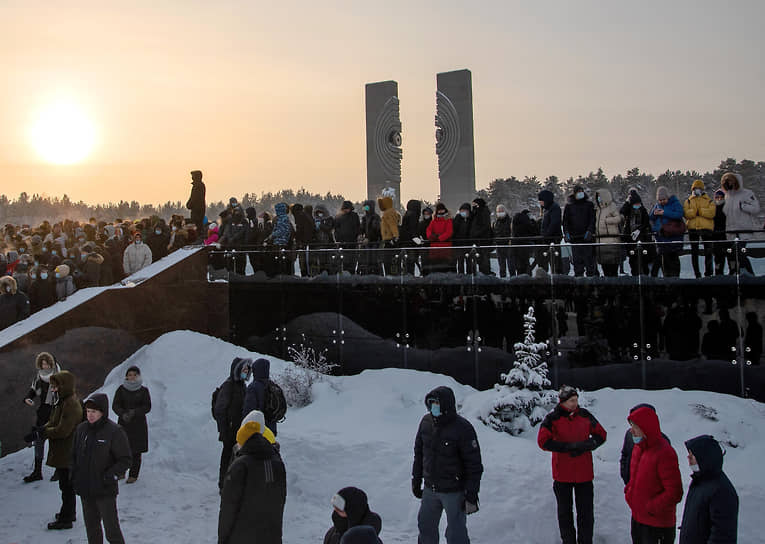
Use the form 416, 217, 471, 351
204, 223, 220, 246
22, 352, 61, 482
112, 366, 152, 483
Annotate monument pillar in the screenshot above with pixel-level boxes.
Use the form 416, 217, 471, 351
365, 81, 402, 209
435, 69, 476, 213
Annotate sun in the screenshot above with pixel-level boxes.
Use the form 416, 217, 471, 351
29, 100, 96, 164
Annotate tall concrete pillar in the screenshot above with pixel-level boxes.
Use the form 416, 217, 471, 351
365, 81, 402, 209
436, 69, 476, 213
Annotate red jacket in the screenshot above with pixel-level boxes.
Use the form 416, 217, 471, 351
426, 216, 453, 262
537, 404, 607, 483
624, 407, 683, 528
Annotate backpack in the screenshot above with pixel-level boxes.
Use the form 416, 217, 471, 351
264, 380, 287, 423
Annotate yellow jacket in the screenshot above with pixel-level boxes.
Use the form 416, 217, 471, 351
683, 180, 715, 231
378, 196, 400, 241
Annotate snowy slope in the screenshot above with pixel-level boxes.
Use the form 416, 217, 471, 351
1, 331, 763, 543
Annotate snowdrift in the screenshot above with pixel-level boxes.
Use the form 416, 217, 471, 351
1, 331, 763, 542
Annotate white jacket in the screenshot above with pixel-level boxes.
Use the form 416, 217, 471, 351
122, 242, 153, 276
723, 174, 761, 241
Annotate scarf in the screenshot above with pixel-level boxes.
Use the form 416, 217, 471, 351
122, 376, 143, 392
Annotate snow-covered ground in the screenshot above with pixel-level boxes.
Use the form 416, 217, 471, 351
1, 331, 763, 543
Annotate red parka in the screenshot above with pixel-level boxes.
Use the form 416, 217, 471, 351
624, 407, 683, 528
537, 404, 607, 483
425, 215, 453, 263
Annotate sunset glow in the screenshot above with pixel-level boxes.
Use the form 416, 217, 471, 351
29, 100, 96, 165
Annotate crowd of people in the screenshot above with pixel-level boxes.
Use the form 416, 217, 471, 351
20, 354, 739, 543
207, 172, 763, 279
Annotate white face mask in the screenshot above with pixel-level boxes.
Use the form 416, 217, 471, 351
690, 463, 700, 473
155, 229, 162, 235
497, 211, 506, 218
460, 211, 468, 218
40, 273, 48, 280
693, 189, 702, 197
576, 192, 585, 200
55, 273, 61, 279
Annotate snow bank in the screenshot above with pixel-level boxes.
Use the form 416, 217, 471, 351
1, 330, 763, 542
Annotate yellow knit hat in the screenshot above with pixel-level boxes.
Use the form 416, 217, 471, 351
236, 410, 276, 446
691, 179, 705, 190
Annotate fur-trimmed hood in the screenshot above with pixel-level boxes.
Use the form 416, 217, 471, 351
0, 275, 18, 295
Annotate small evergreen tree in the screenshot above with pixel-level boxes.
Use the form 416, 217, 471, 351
480, 306, 557, 435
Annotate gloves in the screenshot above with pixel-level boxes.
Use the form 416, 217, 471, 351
122, 409, 135, 424
584, 231, 592, 242
412, 478, 423, 499
631, 229, 640, 241
464, 496, 479, 515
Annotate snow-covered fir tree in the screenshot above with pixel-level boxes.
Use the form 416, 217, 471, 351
481, 306, 558, 435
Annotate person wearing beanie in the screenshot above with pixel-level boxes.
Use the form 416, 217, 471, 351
22, 352, 62, 483
324, 487, 382, 544
43, 371, 83, 530
334, 201, 361, 274
413, 386, 483, 544
720, 172, 760, 274
187, 170, 206, 235
562, 185, 597, 277
538, 189, 563, 273
649, 186, 685, 277
679, 435, 738, 543
399, 199, 423, 275
683, 179, 716, 278
122, 231, 153, 277
538, 386, 607, 544
71, 392, 131, 542
625, 406, 683, 543
620, 191, 653, 276
213, 358, 252, 491
218, 409, 286, 544
112, 366, 152, 483
425, 202, 454, 274
451, 202, 472, 274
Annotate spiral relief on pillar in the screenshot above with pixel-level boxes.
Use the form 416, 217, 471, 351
435, 90, 461, 176
374, 96, 403, 182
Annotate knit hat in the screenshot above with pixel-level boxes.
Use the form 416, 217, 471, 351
558, 385, 578, 402
126, 365, 141, 376
341, 200, 354, 211
656, 186, 669, 201
714, 189, 725, 198
691, 179, 705, 191
236, 410, 276, 446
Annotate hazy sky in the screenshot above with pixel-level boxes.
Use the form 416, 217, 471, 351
2, 0, 764, 207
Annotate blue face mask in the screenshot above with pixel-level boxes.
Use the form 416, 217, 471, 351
632, 204, 640, 210
430, 403, 441, 417
240, 371, 249, 381
633, 436, 643, 444
576, 192, 585, 200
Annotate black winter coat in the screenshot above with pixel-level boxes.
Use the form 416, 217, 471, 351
147, 231, 170, 262
541, 201, 563, 242
679, 435, 738, 544
29, 278, 57, 313
620, 205, 652, 244
323, 487, 382, 544
400, 200, 422, 246
361, 201, 382, 244
243, 358, 278, 435
187, 180, 206, 221
0, 291, 30, 329
468, 201, 492, 243
511, 210, 538, 244
334, 211, 361, 244
492, 216, 512, 242
220, 217, 249, 249
218, 433, 287, 544
293, 208, 315, 246
452, 214, 471, 243
112, 384, 152, 453
214, 358, 249, 443
71, 402, 132, 498
413, 386, 483, 501
563, 196, 596, 239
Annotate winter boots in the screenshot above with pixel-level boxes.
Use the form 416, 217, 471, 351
50, 468, 60, 481
126, 476, 138, 484
23, 458, 43, 483
48, 512, 76, 530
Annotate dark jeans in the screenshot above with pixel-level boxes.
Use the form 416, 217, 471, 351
129, 452, 142, 479
82, 495, 125, 544
571, 242, 597, 277
417, 487, 469, 544
58, 468, 77, 521
652, 251, 680, 277
218, 438, 235, 490
34, 433, 47, 461
496, 246, 514, 277
553, 480, 594, 544
688, 229, 713, 277
631, 518, 675, 544
537, 244, 562, 274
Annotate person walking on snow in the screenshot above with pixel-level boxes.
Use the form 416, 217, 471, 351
112, 365, 152, 483
22, 351, 61, 483
537, 385, 607, 544
412, 385, 483, 544
243, 357, 279, 436
71, 393, 132, 544
624, 406, 683, 543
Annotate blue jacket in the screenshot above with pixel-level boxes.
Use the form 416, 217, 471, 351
679, 435, 738, 544
650, 195, 685, 252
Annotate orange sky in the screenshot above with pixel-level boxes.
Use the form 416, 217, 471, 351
2, 1, 764, 207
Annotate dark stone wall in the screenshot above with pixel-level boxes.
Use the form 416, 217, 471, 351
0, 248, 228, 456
